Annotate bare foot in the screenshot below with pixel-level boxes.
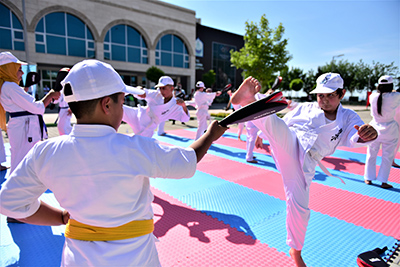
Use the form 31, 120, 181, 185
289, 248, 307, 267
231, 76, 261, 106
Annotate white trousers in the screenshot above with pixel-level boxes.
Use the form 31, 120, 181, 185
364, 122, 399, 183
245, 122, 258, 161
252, 114, 312, 250
195, 108, 209, 140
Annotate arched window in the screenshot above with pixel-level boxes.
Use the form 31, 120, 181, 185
104, 25, 148, 64
0, 3, 24, 51
35, 12, 95, 58
156, 34, 189, 68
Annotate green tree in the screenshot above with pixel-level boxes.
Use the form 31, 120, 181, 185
202, 69, 216, 88
146, 66, 164, 83
230, 14, 292, 92
280, 67, 304, 91
303, 69, 316, 95
290, 78, 304, 92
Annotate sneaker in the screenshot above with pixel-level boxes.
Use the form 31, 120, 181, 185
381, 183, 393, 189
364, 180, 372, 185
246, 159, 258, 164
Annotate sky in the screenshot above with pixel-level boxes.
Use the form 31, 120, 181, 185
160, 0, 400, 74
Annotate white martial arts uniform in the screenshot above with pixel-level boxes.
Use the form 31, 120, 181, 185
0, 81, 47, 172
232, 102, 245, 139
253, 96, 372, 250
0, 124, 197, 266
129, 89, 189, 137
245, 121, 258, 162
53, 93, 72, 135
364, 92, 400, 183
123, 99, 189, 138
0, 128, 6, 164
193, 91, 217, 140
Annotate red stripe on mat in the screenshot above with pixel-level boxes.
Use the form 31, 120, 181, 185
226, 126, 400, 159
151, 187, 294, 266
166, 129, 400, 183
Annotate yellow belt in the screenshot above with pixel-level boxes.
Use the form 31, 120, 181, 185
65, 219, 154, 241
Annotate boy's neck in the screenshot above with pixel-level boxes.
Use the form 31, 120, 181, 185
323, 105, 340, 120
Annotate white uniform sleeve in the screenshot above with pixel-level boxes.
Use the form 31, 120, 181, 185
1, 82, 45, 114
149, 141, 197, 179
0, 147, 44, 218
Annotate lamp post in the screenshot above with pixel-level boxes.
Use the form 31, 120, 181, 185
331, 54, 344, 72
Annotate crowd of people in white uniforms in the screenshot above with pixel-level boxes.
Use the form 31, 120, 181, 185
1, 50, 399, 267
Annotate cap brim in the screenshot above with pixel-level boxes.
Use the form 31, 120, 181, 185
18, 60, 28, 65
124, 85, 145, 95
310, 86, 337, 94
155, 83, 173, 88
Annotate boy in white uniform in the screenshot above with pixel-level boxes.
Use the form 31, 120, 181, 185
232, 74, 378, 267
364, 75, 400, 189
0, 52, 60, 172
123, 76, 189, 137
0, 59, 227, 266
193, 81, 221, 140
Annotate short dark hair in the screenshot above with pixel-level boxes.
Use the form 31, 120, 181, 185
336, 89, 345, 98
69, 92, 121, 119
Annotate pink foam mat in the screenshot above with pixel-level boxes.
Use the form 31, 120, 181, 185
151, 187, 295, 266
167, 128, 400, 184
195, 153, 400, 239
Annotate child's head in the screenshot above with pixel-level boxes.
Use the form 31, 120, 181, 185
0, 52, 27, 84
377, 75, 393, 93
376, 75, 394, 115
196, 81, 205, 91
155, 76, 174, 99
61, 59, 144, 129
310, 73, 345, 114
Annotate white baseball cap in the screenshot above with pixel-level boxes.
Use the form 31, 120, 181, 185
61, 59, 145, 103
310, 73, 344, 94
196, 81, 205, 88
378, 75, 393, 84
155, 76, 174, 88
0, 51, 27, 66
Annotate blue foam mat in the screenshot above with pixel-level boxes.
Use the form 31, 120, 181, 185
157, 133, 400, 203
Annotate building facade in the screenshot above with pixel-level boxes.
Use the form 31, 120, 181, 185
0, 0, 197, 97
195, 23, 244, 91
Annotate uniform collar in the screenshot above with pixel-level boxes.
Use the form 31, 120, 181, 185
70, 124, 117, 137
